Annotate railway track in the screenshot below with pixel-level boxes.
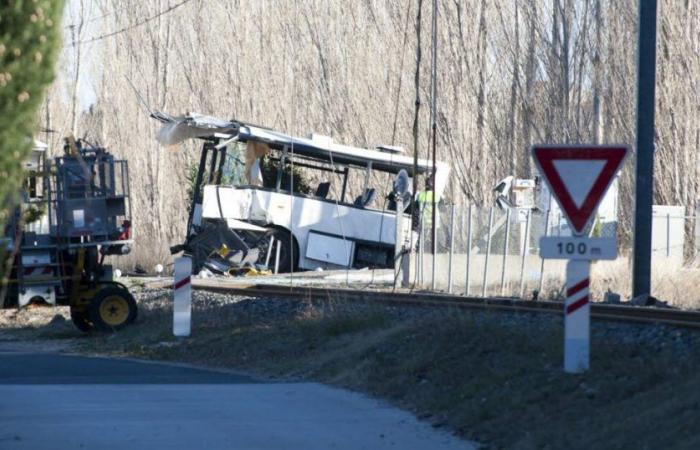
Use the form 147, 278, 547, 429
191, 281, 700, 329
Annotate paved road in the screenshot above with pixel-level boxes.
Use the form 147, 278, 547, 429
0, 349, 473, 450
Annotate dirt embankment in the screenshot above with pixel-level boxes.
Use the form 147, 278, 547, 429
2, 287, 700, 449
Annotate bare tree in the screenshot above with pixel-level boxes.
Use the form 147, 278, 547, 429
37, 0, 700, 266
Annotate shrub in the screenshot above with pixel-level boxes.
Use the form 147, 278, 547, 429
0, 1, 65, 223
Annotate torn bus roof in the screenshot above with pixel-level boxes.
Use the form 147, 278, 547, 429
154, 112, 237, 144
153, 111, 450, 196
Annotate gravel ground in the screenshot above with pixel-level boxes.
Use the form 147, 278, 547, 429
3, 286, 699, 356
183, 288, 700, 355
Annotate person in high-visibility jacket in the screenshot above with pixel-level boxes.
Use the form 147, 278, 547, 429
415, 174, 441, 244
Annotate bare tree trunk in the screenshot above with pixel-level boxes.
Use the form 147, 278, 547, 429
559, 0, 571, 140
412, 0, 423, 214
46, 0, 699, 269
522, 0, 536, 175
545, 1, 559, 142
507, 2, 519, 175
69, 0, 86, 137
476, 0, 488, 192
592, 0, 602, 144
391, 1, 413, 145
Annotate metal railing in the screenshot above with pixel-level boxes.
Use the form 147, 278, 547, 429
271, 201, 698, 306
410, 203, 699, 304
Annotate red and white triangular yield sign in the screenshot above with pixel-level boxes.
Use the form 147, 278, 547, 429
532, 145, 628, 235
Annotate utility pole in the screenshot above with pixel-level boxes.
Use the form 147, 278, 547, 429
410, 0, 423, 287
411, 0, 423, 231
430, 0, 438, 290
632, 0, 658, 298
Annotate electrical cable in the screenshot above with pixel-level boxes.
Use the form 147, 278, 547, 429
409, 0, 424, 293
289, 0, 298, 290
64, 4, 132, 29
368, 151, 396, 290
323, 147, 351, 287
75, 0, 193, 45
430, 0, 438, 291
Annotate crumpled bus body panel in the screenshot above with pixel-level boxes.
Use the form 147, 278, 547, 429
202, 185, 411, 270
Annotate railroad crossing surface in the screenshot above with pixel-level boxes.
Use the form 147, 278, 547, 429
0, 347, 473, 450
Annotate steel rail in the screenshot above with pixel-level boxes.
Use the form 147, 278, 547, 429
190, 282, 700, 329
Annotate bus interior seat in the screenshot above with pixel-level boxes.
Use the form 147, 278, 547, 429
354, 188, 376, 208
315, 182, 331, 199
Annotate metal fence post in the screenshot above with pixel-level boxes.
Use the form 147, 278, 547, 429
482, 207, 494, 297
431, 206, 437, 291
519, 209, 532, 298
465, 204, 473, 296
557, 212, 562, 236
666, 212, 671, 257
448, 204, 456, 293
500, 208, 511, 296
538, 199, 552, 297
692, 214, 698, 263
419, 206, 425, 285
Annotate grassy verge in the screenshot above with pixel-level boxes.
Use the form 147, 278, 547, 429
3, 290, 700, 449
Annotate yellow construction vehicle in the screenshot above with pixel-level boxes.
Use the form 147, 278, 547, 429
1, 139, 137, 332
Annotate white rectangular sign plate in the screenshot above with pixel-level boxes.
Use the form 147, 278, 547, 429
540, 236, 617, 260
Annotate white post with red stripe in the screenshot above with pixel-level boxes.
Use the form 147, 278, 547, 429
173, 256, 192, 337
564, 260, 590, 373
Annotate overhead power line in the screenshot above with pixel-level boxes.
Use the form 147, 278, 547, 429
65, 5, 131, 29
75, 0, 193, 45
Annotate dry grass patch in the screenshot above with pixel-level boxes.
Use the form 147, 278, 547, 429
538, 256, 700, 309
2, 289, 700, 449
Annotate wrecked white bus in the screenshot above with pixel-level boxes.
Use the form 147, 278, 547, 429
153, 112, 449, 274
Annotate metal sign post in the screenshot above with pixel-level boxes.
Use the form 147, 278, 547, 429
564, 260, 591, 373
533, 145, 628, 373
